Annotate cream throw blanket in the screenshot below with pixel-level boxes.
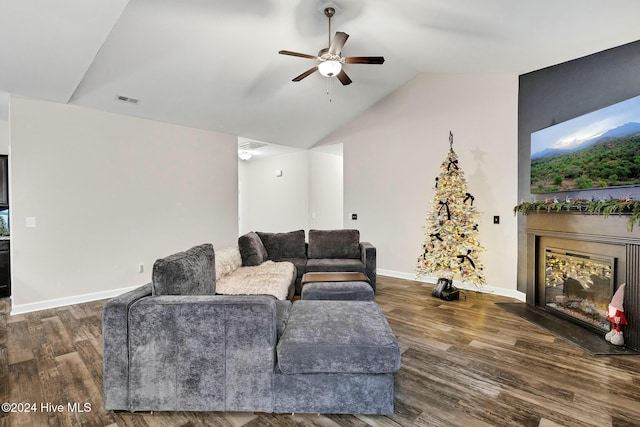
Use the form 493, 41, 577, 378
215, 247, 294, 300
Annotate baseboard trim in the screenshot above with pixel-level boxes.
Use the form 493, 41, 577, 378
377, 268, 526, 302
10, 269, 525, 315
10, 284, 143, 316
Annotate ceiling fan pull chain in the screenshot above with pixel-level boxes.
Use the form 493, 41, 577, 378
327, 76, 333, 102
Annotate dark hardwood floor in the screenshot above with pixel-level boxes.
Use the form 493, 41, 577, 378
2, 276, 640, 427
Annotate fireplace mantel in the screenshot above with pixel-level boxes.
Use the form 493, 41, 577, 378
525, 212, 640, 351
525, 212, 640, 244
515, 198, 640, 232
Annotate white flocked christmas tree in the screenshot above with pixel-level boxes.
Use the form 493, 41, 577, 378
416, 132, 486, 288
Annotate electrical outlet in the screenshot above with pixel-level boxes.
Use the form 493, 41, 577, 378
352, 214, 358, 220
493, 215, 500, 224
138, 263, 144, 273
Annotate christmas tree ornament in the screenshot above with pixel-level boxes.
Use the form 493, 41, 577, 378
416, 132, 486, 295
605, 283, 627, 346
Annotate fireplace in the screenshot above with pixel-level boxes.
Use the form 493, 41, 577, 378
542, 248, 614, 333
524, 213, 640, 352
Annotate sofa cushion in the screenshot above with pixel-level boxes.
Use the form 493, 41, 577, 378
275, 257, 306, 279
215, 260, 295, 300
151, 243, 215, 296
215, 247, 242, 280
257, 230, 306, 259
277, 301, 401, 374
305, 258, 365, 273
307, 229, 361, 259
238, 232, 268, 266
301, 281, 374, 301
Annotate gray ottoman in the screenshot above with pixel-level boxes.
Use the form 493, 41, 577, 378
274, 300, 401, 414
301, 281, 374, 301
276, 300, 401, 374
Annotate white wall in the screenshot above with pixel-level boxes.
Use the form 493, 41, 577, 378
238, 151, 309, 235
320, 73, 519, 293
0, 120, 9, 154
309, 146, 343, 230
238, 146, 344, 235
0, 91, 10, 154
10, 96, 238, 310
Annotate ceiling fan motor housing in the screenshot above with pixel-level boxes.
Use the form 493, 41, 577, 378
318, 48, 342, 62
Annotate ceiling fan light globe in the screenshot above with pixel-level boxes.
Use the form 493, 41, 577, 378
318, 60, 342, 77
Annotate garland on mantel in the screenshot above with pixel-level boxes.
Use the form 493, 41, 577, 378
513, 197, 640, 232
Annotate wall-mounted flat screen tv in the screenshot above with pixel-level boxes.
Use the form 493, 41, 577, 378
530, 94, 640, 193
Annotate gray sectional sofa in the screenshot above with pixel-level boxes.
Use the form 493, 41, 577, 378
239, 229, 377, 295
103, 242, 400, 414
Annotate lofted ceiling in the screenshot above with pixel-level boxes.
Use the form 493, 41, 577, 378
2, 0, 640, 149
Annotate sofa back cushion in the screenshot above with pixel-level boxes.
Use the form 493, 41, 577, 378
152, 243, 216, 296
307, 229, 361, 259
257, 230, 306, 260
215, 247, 243, 280
238, 232, 268, 266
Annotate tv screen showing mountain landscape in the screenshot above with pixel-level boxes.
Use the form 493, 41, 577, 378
530, 95, 640, 193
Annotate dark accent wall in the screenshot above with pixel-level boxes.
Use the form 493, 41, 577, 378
517, 40, 640, 293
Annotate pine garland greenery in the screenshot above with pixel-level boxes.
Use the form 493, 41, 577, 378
513, 197, 640, 232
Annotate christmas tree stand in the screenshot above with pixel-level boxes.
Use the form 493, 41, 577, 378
432, 278, 459, 301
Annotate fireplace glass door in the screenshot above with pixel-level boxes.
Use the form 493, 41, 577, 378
544, 248, 614, 332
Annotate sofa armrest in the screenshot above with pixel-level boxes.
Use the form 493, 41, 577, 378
360, 242, 377, 292
103, 283, 152, 410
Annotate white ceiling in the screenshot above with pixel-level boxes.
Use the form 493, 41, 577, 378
2, 0, 640, 148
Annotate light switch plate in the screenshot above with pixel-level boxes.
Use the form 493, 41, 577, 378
26, 217, 37, 228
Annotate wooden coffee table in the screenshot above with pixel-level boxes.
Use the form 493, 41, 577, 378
301, 272, 369, 285
300, 272, 373, 301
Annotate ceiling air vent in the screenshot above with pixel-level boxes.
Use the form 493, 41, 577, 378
239, 141, 267, 151
115, 94, 141, 105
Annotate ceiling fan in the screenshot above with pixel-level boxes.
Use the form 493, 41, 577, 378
278, 6, 385, 86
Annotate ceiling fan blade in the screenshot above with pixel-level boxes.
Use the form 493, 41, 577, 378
292, 66, 318, 82
279, 50, 318, 60
344, 56, 385, 64
328, 32, 349, 55
336, 70, 352, 86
